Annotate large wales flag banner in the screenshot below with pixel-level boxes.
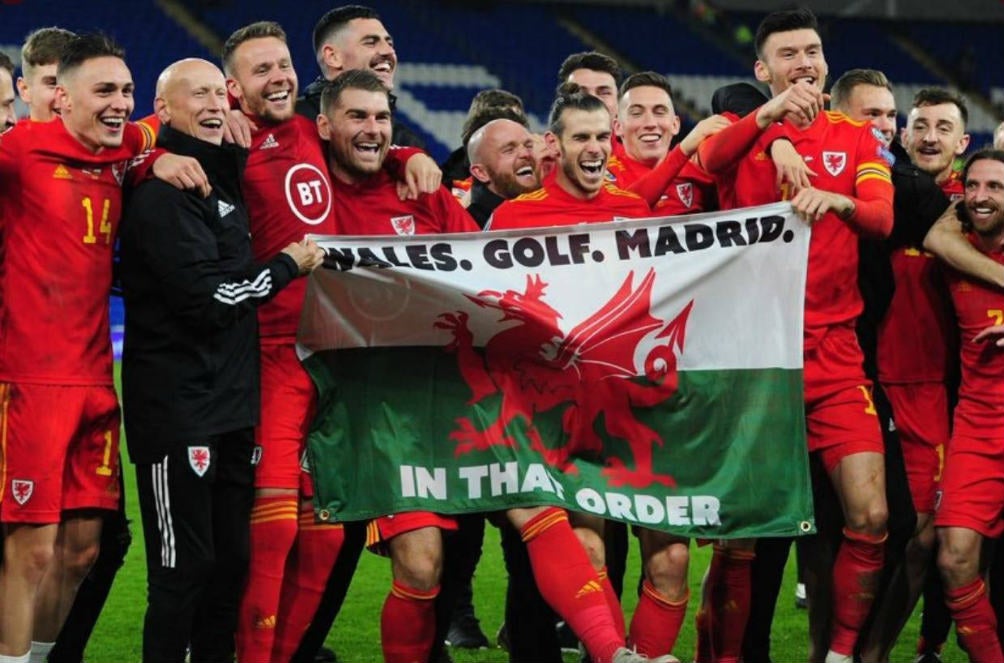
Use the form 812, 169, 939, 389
298, 202, 814, 539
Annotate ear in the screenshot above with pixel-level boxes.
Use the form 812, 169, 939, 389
154, 96, 170, 125
612, 116, 624, 140
469, 162, 491, 185
54, 85, 69, 113
670, 114, 681, 137
16, 77, 29, 103
316, 112, 331, 140
544, 131, 559, 152
225, 78, 242, 105
957, 133, 971, 156
322, 44, 343, 73
754, 59, 770, 84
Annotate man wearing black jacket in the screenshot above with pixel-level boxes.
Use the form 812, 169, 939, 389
296, 4, 425, 149
119, 58, 322, 663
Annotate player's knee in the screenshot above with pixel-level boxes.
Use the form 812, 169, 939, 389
63, 540, 101, 582
845, 502, 888, 536
392, 546, 442, 592
936, 538, 978, 588
645, 542, 689, 598
10, 540, 57, 584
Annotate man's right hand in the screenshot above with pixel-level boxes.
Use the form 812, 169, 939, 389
282, 239, 326, 275
755, 81, 826, 128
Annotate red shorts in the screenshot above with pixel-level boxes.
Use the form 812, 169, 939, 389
885, 382, 950, 513
934, 434, 1004, 538
254, 344, 316, 492
804, 326, 884, 473
0, 383, 121, 523
365, 511, 458, 555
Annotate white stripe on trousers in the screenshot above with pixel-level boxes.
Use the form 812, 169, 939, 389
152, 457, 177, 568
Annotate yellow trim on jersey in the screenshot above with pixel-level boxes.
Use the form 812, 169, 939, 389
857, 160, 891, 174
134, 119, 157, 152
602, 183, 643, 199
824, 110, 867, 127
512, 188, 549, 202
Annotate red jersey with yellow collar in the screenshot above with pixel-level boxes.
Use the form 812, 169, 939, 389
488, 176, 650, 230
0, 119, 153, 384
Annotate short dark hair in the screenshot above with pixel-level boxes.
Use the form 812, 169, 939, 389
557, 51, 621, 87
319, 68, 388, 115
549, 82, 608, 135
962, 147, 1004, 185
312, 5, 381, 56
21, 27, 76, 79
222, 21, 287, 76
913, 87, 969, 128
830, 69, 892, 112
462, 106, 528, 147
467, 89, 523, 117
58, 33, 125, 80
755, 7, 819, 59
619, 71, 674, 102
0, 52, 14, 76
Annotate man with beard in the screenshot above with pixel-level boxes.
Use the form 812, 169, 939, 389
696, 9, 893, 662
297, 4, 424, 148
220, 22, 436, 663
466, 117, 540, 227
489, 86, 650, 230
934, 149, 1004, 663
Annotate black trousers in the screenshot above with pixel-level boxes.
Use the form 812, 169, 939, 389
136, 429, 255, 663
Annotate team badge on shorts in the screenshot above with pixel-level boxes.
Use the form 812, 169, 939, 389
391, 215, 415, 236
11, 479, 34, 505
251, 445, 263, 466
188, 446, 211, 477
822, 151, 847, 176
676, 182, 694, 208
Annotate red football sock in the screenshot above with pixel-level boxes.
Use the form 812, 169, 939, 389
381, 580, 439, 663
598, 567, 626, 640
628, 580, 688, 657
271, 506, 346, 663
711, 547, 753, 663
236, 495, 299, 663
945, 578, 1004, 663
521, 507, 623, 663
829, 527, 886, 656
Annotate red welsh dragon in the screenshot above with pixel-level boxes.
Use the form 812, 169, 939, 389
435, 268, 693, 488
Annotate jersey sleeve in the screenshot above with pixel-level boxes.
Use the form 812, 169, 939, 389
695, 111, 758, 175
435, 187, 481, 233
383, 145, 426, 182
847, 130, 894, 238
628, 145, 691, 209
127, 186, 298, 331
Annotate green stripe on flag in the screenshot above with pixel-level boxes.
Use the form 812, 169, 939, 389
305, 347, 813, 539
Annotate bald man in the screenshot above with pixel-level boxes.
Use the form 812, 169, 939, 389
466, 118, 541, 226
119, 58, 323, 663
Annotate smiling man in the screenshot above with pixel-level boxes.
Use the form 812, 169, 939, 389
297, 4, 424, 148
934, 149, 1004, 663
488, 85, 650, 230
119, 57, 323, 663
903, 88, 970, 195
0, 33, 201, 663
696, 9, 894, 663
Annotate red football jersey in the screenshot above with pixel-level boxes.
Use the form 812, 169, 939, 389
333, 170, 479, 235
0, 120, 151, 385
877, 174, 964, 384
488, 177, 650, 230
242, 115, 338, 343
606, 152, 713, 215
946, 239, 1004, 437
708, 111, 893, 339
